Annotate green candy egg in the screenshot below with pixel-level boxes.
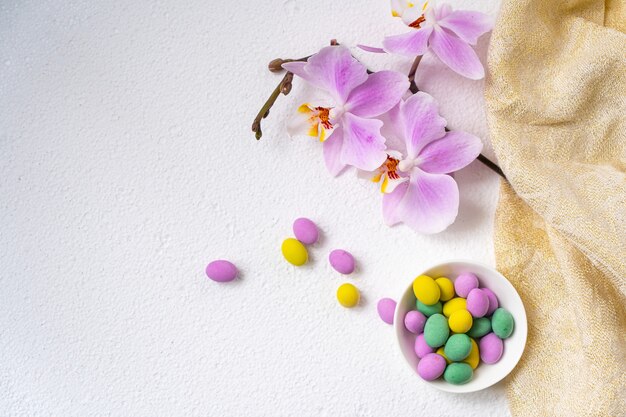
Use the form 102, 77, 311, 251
492, 308, 515, 339
416, 300, 443, 317
467, 317, 492, 338
424, 313, 449, 348
444, 334, 472, 361
444, 362, 474, 385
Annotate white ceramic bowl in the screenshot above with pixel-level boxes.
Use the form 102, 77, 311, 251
394, 260, 527, 393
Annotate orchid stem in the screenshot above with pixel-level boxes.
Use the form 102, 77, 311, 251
477, 154, 506, 179
408, 55, 422, 94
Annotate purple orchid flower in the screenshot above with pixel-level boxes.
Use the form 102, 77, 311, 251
372, 92, 483, 233
282, 46, 409, 175
384, 1, 493, 80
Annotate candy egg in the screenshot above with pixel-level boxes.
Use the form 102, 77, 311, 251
435, 277, 455, 301
329, 249, 355, 274
454, 272, 479, 298
467, 317, 492, 339
412, 275, 441, 306
205, 260, 238, 282
281, 238, 308, 266
482, 287, 499, 316
444, 333, 472, 361
448, 309, 473, 333
443, 362, 473, 385
404, 310, 427, 334
479, 332, 504, 364
424, 313, 449, 348
443, 297, 467, 317
416, 300, 443, 317
491, 308, 515, 339
336, 283, 360, 308
436, 347, 451, 364
463, 338, 480, 369
417, 353, 447, 381
377, 298, 396, 325
466, 288, 489, 318
292, 217, 319, 245
414, 334, 434, 358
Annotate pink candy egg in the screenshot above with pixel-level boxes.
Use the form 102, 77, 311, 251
377, 298, 396, 325
292, 217, 319, 245
417, 353, 447, 381
414, 334, 434, 358
205, 260, 238, 282
454, 272, 479, 298
466, 288, 489, 318
404, 310, 427, 334
482, 287, 499, 316
329, 249, 355, 274
479, 332, 504, 364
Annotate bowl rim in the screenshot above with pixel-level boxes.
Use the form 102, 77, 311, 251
393, 259, 527, 393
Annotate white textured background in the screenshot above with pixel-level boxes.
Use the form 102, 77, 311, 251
0, 0, 508, 416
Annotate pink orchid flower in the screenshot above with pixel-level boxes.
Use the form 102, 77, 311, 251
375, 92, 483, 233
282, 46, 409, 175
384, 1, 493, 80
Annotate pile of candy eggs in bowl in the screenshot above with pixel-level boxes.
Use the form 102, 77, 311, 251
394, 261, 527, 393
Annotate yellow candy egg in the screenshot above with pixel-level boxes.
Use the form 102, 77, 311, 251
336, 283, 360, 308
463, 338, 480, 369
281, 238, 308, 266
435, 277, 455, 301
436, 347, 451, 364
412, 275, 441, 306
448, 309, 473, 333
443, 297, 467, 317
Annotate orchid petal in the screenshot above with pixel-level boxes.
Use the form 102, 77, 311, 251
323, 126, 347, 176
434, 4, 454, 20
429, 26, 485, 80
379, 104, 407, 156
384, 168, 459, 233
339, 113, 388, 171
357, 44, 386, 54
382, 181, 409, 226
382, 27, 433, 56
418, 131, 483, 174
438, 11, 493, 45
345, 71, 409, 118
400, 92, 447, 159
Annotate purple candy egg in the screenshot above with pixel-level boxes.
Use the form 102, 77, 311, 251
455, 273, 479, 298
329, 249, 355, 274
404, 310, 427, 334
417, 353, 447, 381
482, 287, 499, 316
292, 217, 319, 245
414, 334, 434, 359
479, 332, 504, 364
205, 260, 238, 282
466, 288, 489, 318
377, 298, 396, 325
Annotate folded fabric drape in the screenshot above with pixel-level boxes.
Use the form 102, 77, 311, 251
485, 0, 625, 415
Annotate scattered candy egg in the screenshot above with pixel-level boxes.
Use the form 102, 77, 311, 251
329, 249, 355, 274
417, 353, 447, 381
205, 260, 238, 282
435, 277, 455, 301
436, 347, 451, 364
463, 338, 480, 369
491, 308, 515, 339
292, 217, 319, 245
416, 300, 443, 317
336, 283, 360, 308
466, 288, 489, 318
377, 298, 396, 325
404, 310, 427, 334
479, 332, 504, 364
414, 334, 434, 358
467, 317, 492, 339
444, 334, 472, 361
454, 272, 479, 298
448, 309, 473, 333
443, 297, 467, 318
443, 362, 473, 385
281, 238, 308, 266
412, 275, 441, 306
482, 287, 499, 316
424, 313, 449, 348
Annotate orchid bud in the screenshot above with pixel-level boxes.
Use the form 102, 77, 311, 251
268, 58, 285, 72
